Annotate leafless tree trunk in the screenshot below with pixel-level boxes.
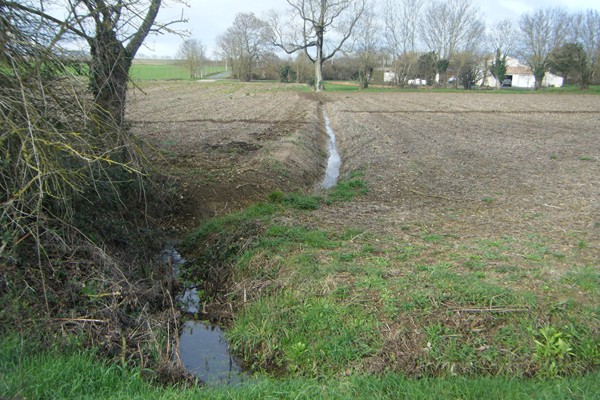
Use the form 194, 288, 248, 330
487, 19, 517, 89
178, 39, 205, 79
519, 8, 568, 90
77, 0, 165, 128
354, 8, 381, 89
569, 9, 600, 85
269, 0, 366, 91
4, 0, 185, 128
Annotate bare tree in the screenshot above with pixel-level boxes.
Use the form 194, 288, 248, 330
569, 9, 600, 85
383, 0, 424, 86
1, 0, 146, 305
353, 8, 381, 89
269, 0, 367, 91
519, 8, 568, 90
3, 0, 185, 128
420, 0, 484, 84
488, 19, 518, 58
294, 52, 314, 84
178, 38, 205, 79
217, 12, 270, 82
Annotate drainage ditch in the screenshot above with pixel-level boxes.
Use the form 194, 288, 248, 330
322, 109, 341, 189
162, 246, 246, 386
165, 107, 342, 385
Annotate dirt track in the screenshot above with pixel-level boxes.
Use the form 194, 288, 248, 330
128, 82, 599, 261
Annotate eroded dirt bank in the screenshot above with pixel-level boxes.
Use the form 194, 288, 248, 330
128, 81, 325, 231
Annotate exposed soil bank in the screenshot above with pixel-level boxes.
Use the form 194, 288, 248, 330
128, 81, 326, 232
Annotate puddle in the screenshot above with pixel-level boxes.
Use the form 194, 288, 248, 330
161, 246, 245, 386
179, 321, 245, 386
322, 110, 341, 189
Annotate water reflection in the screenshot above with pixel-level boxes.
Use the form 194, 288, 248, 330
162, 246, 245, 386
322, 110, 341, 189
179, 321, 245, 386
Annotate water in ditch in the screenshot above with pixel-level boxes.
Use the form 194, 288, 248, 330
160, 112, 341, 384
161, 246, 245, 386
322, 110, 341, 189
179, 321, 244, 385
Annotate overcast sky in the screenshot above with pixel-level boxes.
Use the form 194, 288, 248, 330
139, 0, 600, 58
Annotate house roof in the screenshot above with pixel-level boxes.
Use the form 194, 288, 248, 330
506, 65, 532, 75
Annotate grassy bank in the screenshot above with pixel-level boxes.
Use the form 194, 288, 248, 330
176, 173, 599, 381
2, 336, 599, 399
2, 177, 598, 397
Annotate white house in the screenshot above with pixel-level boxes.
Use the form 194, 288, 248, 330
384, 70, 427, 85
484, 57, 564, 88
385, 57, 564, 88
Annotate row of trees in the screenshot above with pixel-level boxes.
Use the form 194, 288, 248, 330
210, 0, 600, 90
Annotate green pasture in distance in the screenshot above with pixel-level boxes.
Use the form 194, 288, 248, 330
130, 59, 226, 81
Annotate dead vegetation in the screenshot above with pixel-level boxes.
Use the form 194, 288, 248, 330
0, 14, 191, 385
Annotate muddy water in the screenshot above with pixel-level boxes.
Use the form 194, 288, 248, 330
322, 110, 341, 189
162, 246, 245, 386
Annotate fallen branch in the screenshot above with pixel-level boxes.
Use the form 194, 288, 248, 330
450, 307, 529, 314
53, 318, 108, 323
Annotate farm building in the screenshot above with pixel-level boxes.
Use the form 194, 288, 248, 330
383, 70, 427, 85
384, 57, 564, 88
484, 57, 564, 88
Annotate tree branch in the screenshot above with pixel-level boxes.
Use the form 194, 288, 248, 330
126, 0, 161, 58
3, 0, 89, 39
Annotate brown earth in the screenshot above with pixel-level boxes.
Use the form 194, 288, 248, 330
128, 81, 325, 232
318, 91, 600, 252
129, 83, 599, 258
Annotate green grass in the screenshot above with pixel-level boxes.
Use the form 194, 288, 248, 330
2, 335, 599, 399
315, 82, 600, 95
129, 60, 226, 81
5, 171, 597, 396
228, 292, 380, 376
543, 84, 600, 95
178, 179, 599, 380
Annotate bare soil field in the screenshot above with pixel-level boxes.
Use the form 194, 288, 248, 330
129, 82, 599, 376
129, 82, 599, 253
320, 91, 599, 257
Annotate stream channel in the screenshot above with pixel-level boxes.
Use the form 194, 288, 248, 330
163, 110, 341, 385
322, 110, 341, 189
162, 246, 245, 386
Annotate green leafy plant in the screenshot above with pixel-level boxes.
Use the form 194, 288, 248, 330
532, 325, 574, 378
